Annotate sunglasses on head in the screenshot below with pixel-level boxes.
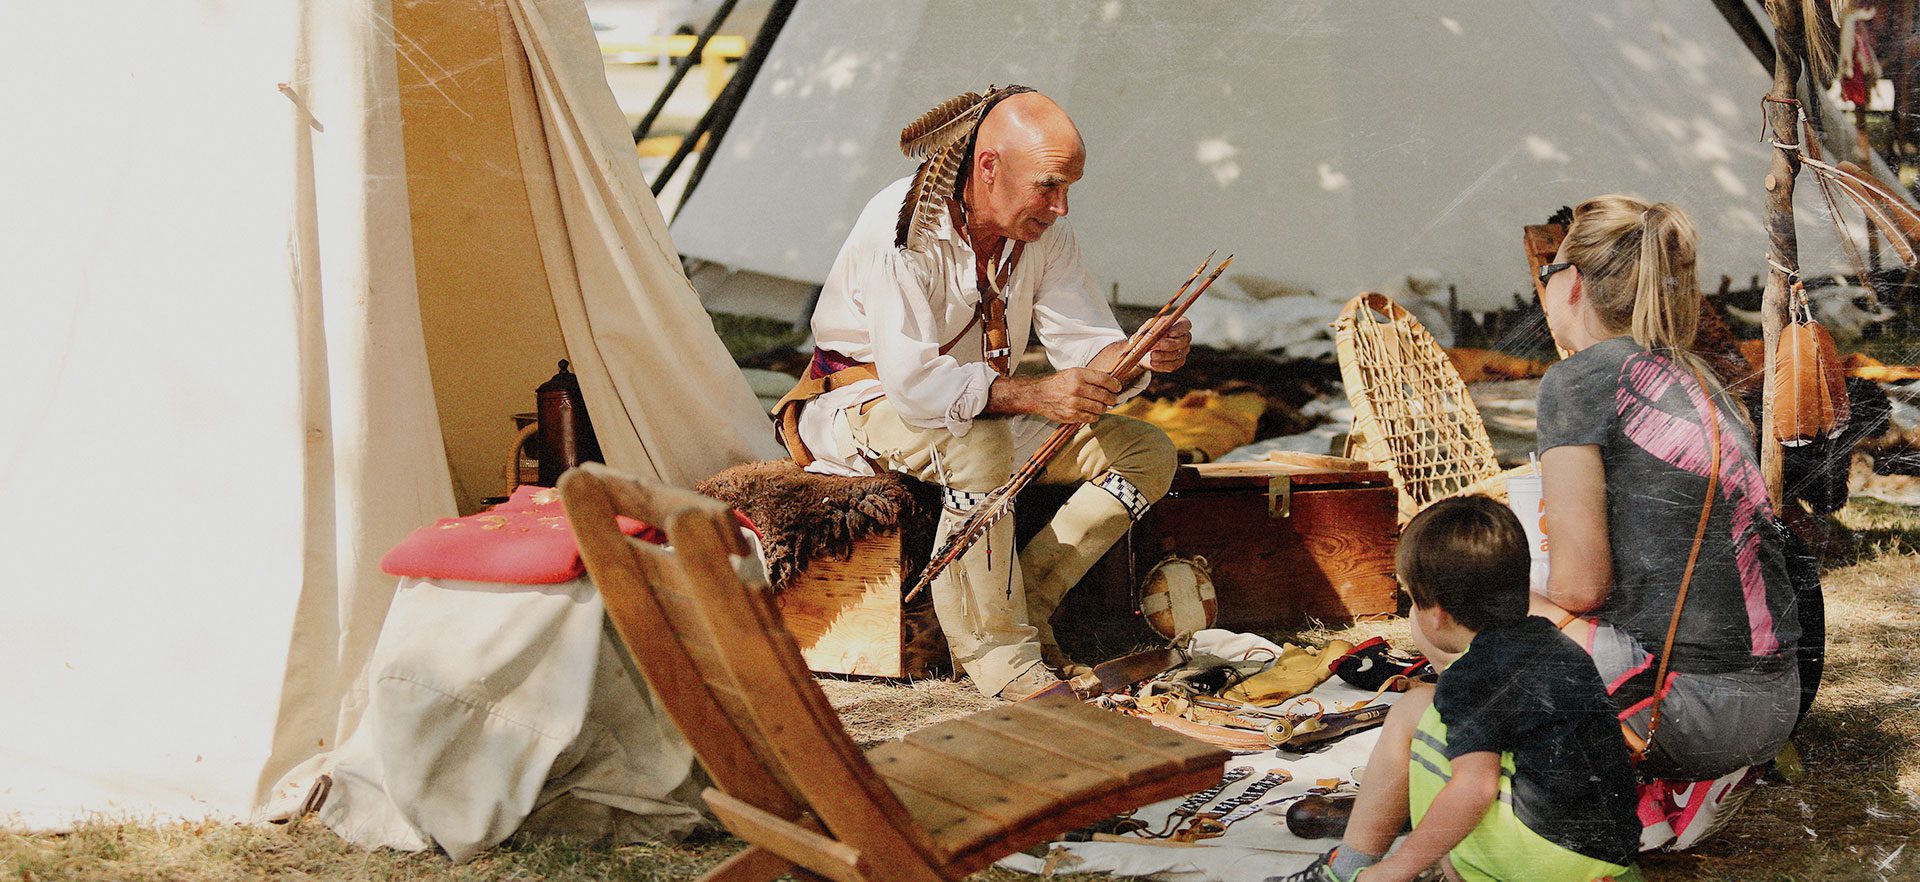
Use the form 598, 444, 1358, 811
1537, 261, 1575, 284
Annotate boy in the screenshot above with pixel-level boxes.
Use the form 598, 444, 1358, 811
1272, 496, 1641, 882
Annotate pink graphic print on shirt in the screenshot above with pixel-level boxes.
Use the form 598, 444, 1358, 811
1616, 354, 1780, 656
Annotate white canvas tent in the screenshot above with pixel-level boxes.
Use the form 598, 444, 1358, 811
672, 0, 1867, 320
0, 0, 779, 835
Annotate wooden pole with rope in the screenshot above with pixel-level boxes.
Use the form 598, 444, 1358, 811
1759, 0, 1808, 506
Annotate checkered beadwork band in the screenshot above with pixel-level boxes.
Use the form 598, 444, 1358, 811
941, 486, 991, 513
1097, 471, 1152, 521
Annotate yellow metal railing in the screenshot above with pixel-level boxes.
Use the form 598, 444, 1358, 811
600, 34, 747, 98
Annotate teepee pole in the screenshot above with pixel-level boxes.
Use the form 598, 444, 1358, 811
1759, 0, 1807, 506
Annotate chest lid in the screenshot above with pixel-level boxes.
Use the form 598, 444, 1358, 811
1166, 453, 1390, 517
1170, 452, 1388, 489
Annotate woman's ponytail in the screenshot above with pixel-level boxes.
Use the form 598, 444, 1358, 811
1627, 203, 1701, 356
1564, 196, 1703, 356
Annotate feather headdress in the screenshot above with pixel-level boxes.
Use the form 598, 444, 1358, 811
894, 84, 1034, 252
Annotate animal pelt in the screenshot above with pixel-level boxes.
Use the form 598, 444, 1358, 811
1693, 296, 1762, 406
1786, 376, 1894, 511
696, 460, 941, 592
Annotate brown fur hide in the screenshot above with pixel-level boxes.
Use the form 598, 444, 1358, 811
1694, 298, 1762, 406
697, 460, 940, 592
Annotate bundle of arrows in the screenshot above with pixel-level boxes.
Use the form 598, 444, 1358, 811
902, 251, 1234, 604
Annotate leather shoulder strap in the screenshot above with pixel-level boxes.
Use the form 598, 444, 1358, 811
1638, 365, 1722, 760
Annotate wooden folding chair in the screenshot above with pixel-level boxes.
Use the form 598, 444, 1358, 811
560, 464, 1228, 882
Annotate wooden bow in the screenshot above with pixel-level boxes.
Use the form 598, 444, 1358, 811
902, 253, 1232, 604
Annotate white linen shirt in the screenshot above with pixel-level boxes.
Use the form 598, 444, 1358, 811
798, 176, 1142, 476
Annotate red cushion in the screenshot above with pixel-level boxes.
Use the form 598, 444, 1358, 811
379, 485, 662, 584
381, 485, 758, 585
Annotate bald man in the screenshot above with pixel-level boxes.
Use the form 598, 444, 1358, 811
775, 89, 1190, 699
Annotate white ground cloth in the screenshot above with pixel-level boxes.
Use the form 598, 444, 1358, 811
999, 630, 1402, 882
315, 577, 705, 863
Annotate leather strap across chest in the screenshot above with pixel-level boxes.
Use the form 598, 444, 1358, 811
973, 240, 1024, 377
1637, 365, 1723, 760
925, 242, 1021, 369
950, 196, 1025, 377
1612, 364, 1722, 765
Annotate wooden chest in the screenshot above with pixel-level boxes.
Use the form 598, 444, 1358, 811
1077, 460, 1400, 630
774, 532, 946, 679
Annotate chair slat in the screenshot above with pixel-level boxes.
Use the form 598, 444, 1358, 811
945, 763, 1230, 873
956, 702, 1207, 785
564, 469, 816, 831
1011, 699, 1223, 769
867, 740, 1067, 826
878, 775, 1007, 857
567, 465, 951, 880
880, 716, 1232, 869
900, 722, 1128, 801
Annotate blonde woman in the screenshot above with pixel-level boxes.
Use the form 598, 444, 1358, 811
1533, 196, 1799, 783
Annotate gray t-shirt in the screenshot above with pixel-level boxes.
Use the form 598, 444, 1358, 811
1536, 338, 1797, 675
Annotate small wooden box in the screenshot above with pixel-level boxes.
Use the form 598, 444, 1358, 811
1083, 461, 1400, 630
775, 532, 946, 678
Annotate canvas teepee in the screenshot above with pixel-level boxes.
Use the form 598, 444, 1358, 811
0, 0, 780, 842
671, 0, 1866, 317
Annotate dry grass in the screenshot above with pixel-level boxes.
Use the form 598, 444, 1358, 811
0, 820, 1114, 882
817, 676, 1002, 747
7, 502, 1920, 881
0, 819, 739, 881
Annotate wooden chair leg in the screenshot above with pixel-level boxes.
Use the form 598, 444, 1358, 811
698, 845, 795, 882
703, 789, 873, 882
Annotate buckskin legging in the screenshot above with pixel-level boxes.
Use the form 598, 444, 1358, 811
846, 400, 1177, 696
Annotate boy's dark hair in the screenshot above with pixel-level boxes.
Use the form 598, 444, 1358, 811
1396, 495, 1531, 632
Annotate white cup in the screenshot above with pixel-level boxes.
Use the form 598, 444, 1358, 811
1505, 470, 1549, 593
